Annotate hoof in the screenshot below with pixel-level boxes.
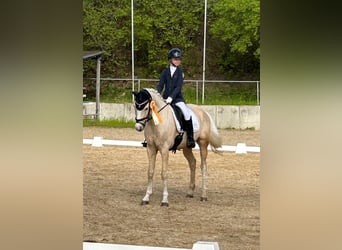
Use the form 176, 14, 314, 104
160, 202, 169, 207
200, 197, 208, 201
186, 194, 194, 198
141, 200, 149, 205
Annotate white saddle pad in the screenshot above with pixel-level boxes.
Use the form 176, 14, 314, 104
170, 108, 199, 133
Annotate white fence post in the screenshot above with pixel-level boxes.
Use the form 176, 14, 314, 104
192, 242, 219, 250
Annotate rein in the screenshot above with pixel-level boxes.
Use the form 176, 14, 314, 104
158, 103, 169, 113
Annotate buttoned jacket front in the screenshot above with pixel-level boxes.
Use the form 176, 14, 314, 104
157, 66, 185, 103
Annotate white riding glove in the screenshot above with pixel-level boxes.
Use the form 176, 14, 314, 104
165, 97, 173, 104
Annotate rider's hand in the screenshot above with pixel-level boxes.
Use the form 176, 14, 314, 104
165, 97, 173, 104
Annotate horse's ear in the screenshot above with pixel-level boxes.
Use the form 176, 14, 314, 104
132, 91, 138, 97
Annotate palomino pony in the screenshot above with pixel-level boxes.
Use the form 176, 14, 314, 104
133, 88, 222, 206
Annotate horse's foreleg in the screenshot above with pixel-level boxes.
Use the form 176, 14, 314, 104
183, 148, 196, 198
142, 146, 157, 205
160, 148, 169, 206
199, 141, 209, 201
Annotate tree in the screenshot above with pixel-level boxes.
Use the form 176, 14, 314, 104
209, 0, 260, 78
83, 0, 204, 78
83, 0, 260, 80
133, 0, 203, 77
83, 0, 131, 77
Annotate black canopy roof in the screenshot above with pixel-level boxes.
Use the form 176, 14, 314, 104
83, 51, 104, 60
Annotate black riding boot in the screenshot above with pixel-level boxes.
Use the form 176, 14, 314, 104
184, 117, 195, 148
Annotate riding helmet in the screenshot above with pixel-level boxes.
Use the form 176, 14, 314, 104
167, 48, 182, 60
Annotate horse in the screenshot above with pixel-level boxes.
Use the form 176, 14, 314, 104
132, 88, 222, 206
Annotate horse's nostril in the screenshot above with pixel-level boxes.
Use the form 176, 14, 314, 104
135, 123, 144, 132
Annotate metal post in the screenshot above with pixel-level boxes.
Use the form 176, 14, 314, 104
95, 56, 101, 119
257, 81, 260, 105
202, 0, 207, 104
196, 81, 199, 104
131, 0, 135, 102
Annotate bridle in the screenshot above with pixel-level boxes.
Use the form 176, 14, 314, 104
134, 99, 153, 127
134, 90, 169, 128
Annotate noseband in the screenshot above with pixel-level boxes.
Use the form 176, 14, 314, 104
134, 89, 169, 127
135, 101, 152, 126
134, 90, 153, 127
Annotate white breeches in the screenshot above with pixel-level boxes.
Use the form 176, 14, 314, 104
175, 102, 192, 120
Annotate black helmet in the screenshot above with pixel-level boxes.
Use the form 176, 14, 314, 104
167, 48, 182, 60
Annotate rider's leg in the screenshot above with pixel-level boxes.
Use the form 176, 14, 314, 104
175, 102, 195, 148
184, 117, 195, 148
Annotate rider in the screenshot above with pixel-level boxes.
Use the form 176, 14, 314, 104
157, 48, 195, 148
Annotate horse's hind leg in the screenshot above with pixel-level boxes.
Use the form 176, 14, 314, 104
141, 146, 157, 205
183, 147, 196, 198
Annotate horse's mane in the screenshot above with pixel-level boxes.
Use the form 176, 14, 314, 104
144, 88, 163, 101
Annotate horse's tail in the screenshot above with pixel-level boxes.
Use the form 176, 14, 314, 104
206, 111, 222, 152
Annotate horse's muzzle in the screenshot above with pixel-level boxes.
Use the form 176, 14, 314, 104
135, 122, 144, 132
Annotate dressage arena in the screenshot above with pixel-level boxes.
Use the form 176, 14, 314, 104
83, 128, 260, 249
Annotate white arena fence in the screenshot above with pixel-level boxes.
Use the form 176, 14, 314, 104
83, 241, 219, 250
83, 137, 260, 154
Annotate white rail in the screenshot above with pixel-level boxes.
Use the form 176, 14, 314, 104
83, 137, 260, 154
83, 241, 219, 250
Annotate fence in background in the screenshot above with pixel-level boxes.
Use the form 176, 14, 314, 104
83, 78, 260, 105
82, 102, 260, 130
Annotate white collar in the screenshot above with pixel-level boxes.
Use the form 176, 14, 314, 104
170, 64, 177, 77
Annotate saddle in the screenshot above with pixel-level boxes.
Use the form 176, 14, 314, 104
169, 104, 186, 153
171, 104, 185, 129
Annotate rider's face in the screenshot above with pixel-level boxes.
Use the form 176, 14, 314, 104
171, 58, 181, 66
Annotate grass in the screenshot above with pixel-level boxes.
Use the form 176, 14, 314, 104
83, 118, 135, 128
83, 80, 259, 105
83, 118, 256, 130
